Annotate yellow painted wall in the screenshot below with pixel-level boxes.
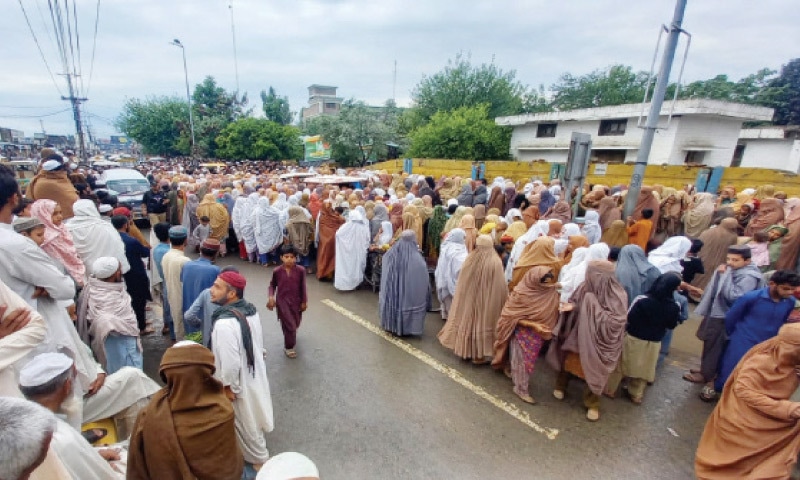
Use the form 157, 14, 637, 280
370, 159, 800, 196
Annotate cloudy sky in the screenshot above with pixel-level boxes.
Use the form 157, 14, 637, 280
3, 0, 799, 138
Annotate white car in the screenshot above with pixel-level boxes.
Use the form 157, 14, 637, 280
96, 168, 150, 219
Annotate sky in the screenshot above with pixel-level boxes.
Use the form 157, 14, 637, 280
3, 0, 799, 139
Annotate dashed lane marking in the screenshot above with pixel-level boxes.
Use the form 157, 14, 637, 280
321, 299, 560, 440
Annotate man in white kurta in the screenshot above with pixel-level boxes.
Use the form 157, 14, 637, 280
161, 226, 191, 340
334, 210, 371, 291
209, 271, 274, 467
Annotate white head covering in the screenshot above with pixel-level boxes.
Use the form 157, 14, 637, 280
648, 236, 692, 274
581, 211, 602, 245
504, 208, 522, 226
505, 220, 549, 282
561, 223, 581, 237
98, 204, 113, 214
19, 352, 74, 388
42, 159, 62, 171
92, 257, 120, 278
379, 221, 393, 245
447, 198, 458, 207
256, 452, 319, 480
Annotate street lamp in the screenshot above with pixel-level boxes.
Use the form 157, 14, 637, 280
170, 39, 196, 164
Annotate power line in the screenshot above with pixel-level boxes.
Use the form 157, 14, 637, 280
86, 0, 100, 96
0, 108, 71, 118
17, 0, 64, 96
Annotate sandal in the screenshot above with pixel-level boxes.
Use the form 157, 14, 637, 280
553, 389, 565, 400
284, 349, 297, 359
471, 358, 490, 365
699, 385, 719, 402
586, 408, 600, 422
161, 326, 170, 335
139, 327, 155, 336
82, 428, 108, 444
503, 367, 512, 379
515, 391, 536, 404
683, 371, 706, 384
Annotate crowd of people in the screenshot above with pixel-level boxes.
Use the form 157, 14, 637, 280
3, 147, 800, 478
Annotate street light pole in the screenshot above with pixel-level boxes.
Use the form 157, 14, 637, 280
171, 39, 196, 165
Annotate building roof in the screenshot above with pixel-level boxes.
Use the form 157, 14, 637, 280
739, 126, 800, 140
495, 99, 774, 126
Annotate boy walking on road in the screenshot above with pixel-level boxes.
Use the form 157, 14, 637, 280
268, 245, 308, 358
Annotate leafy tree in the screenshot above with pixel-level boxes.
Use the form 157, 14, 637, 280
550, 65, 650, 110
757, 59, 800, 125
410, 53, 530, 123
191, 76, 250, 157
679, 68, 775, 103
260, 86, 293, 125
303, 99, 403, 167
408, 104, 510, 160
215, 118, 302, 161
115, 96, 189, 156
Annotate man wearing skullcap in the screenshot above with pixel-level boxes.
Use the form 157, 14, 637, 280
161, 226, 190, 340
112, 215, 152, 335
181, 237, 221, 337
127, 342, 243, 480
19, 353, 126, 479
256, 452, 319, 480
25, 154, 80, 219
77, 257, 142, 374
210, 270, 274, 475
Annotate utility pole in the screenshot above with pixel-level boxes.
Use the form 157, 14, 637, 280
228, 0, 240, 92
392, 60, 397, 104
622, 0, 688, 219
60, 72, 88, 160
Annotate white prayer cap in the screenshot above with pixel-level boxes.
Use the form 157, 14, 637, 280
374, 188, 385, 197
405, 193, 415, 201
447, 198, 458, 207
19, 352, 73, 388
256, 452, 319, 480
92, 257, 120, 279
98, 204, 113, 213
742, 188, 756, 195
42, 159, 62, 171
173, 340, 201, 348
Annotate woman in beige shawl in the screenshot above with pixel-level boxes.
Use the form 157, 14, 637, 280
546, 260, 628, 422
600, 220, 629, 248
777, 198, 800, 271
658, 187, 684, 237
597, 197, 621, 232
196, 193, 231, 255
683, 192, 716, 238
695, 323, 800, 480
509, 236, 562, 291
438, 235, 508, 364
285, 206, 313, 270
744, 198, 784, 237
492, 265, 560, 404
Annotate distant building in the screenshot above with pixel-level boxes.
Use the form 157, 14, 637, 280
735, 126, 800, 172
300, 85, 343, 121
495, 99, 774, 167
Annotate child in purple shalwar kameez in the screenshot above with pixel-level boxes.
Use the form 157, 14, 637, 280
268, 245, 308, 358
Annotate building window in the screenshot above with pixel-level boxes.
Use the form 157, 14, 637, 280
537, 123, 557, 138
591, 149, 626, 164
685, 150, 706, 165
730, 144, 745, 167
598, 119, 627, 136
324, 103, 338, 110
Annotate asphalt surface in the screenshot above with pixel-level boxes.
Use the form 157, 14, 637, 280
143, 253, 717, 480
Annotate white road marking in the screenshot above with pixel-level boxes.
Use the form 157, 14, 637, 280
321, 299, 560, 440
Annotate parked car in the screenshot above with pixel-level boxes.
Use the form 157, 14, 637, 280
95, 168, 150, 221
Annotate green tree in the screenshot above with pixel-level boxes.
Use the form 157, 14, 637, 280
303, 99, 402, 167
407, 104, 510, 160
550, 65, 650, 110
260, 86, 293, 125
191, 76, 250, 157
115, 96, 189, 156
679, 68, 775, 103
215, 118, 302, 161
757, 59, 800, 125
410, 53, 531, 123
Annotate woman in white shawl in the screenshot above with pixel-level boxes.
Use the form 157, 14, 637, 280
334, 211, 371, 291
648, 236, 692, 274
559, 242, 610, 302
65, 199, 130, 276
240, 193, 260, 262
253, 197, 284, 265
375, 221, 393, 246
505, 220, 549, 282
231, 196, 249, 260
555, 222, 582, 255
582, 211, 602, 245
435, 228, 469, 321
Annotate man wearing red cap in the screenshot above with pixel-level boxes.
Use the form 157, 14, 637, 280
209, 270, 274, 475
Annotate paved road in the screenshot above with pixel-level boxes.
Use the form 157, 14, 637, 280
143, 255, 715, 480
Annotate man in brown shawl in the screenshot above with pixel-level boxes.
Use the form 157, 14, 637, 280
438, 235, 508, 364
695, 323, 800, 480
493, 265, 560, 404
128, 341, 243, 480
546, 260, 628, 422
316, 202, 345, 280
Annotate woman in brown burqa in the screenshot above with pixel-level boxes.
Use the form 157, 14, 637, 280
488, 186, 506, 213
546, 260, 628, 422
438, 235, 508, 364
632, 186, 661, 230
745, 198, 784, 237
493, 265, 560, 404
509, 236, 562, 291
128, 342, 243, 480
695, 323, 800, 480
690, 218, 740, 290
543, 200, 572, 223
600, 220, 629, 248
597, 196, 621, 232
777, 198, 800, 271
316, 201, 345, 280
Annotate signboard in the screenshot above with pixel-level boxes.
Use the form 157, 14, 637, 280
303, 135, 332, 161
593, 163, 608, 175
110, 135, 129, 145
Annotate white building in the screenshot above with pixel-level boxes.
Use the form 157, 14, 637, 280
495, 99, 774, 167
300, 85, 343, 121
734, 126, 800, 172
